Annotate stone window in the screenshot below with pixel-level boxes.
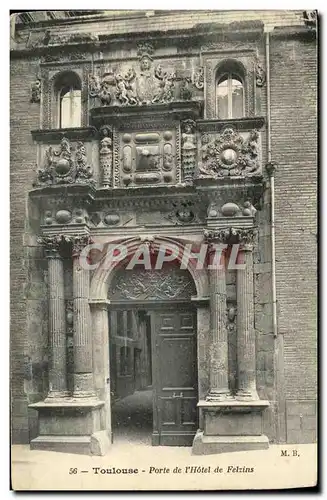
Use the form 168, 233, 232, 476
215, 61, 245, 119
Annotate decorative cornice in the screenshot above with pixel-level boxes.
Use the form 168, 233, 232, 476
196, 117, 265, 133
90, 100, 203, 128
31, 127, 98, 143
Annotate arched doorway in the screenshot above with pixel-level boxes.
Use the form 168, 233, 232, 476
108, 263, 198, 446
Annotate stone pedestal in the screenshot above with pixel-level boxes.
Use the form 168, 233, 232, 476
192, 400, 270, 455
29, 400, 110, 455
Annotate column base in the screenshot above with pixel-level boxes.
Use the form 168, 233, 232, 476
44, 391, 71, 402
192, 430, 269, 455
235, 389, 259, 401
30, 431, 110, 456
29, 399, 110, 456
206, 391, 235, 402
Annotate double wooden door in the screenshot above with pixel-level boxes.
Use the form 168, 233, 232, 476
151, 306, 198, 446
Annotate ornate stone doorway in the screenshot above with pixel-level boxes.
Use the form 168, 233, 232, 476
108, 265, 198, 446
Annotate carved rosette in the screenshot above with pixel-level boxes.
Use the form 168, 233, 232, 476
181, 120, 197, 184
30, 79, 41, 103
199, 127, 260, 178
204, 227, 256, 247
33, 138, 95, 187
99, 126, 113, 188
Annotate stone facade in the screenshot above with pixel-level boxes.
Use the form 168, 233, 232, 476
10, 10, 317, 453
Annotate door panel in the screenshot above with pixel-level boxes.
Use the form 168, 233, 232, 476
152, 307, 198, 446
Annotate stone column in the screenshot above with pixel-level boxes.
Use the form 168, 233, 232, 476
206, 242, 233, 400
236, 235, 259, 400
72, 236, 95, 398
91, 302, 111, 437
39, 236, 68, 399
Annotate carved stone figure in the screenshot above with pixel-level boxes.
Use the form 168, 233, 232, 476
115, 69, 138, 106
99, 73, 115, 105
99, 126, 113, 188
181, 120, 197, 183
180, 77, 193, 100
153, 65, 176, 103
88, 74, 100, 98
198, 127, 260, 178
30, 79, 41, 103
75, 142, 94, 184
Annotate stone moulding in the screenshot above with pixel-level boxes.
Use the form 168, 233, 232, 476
196, 117, 265, 133
31, 127, 98, 143
90, 100, 203, 129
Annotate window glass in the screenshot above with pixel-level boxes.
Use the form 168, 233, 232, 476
60, 87, 81, 128
216, 72, 244, 119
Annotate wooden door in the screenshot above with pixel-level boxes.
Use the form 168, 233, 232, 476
151, 306, 198, 446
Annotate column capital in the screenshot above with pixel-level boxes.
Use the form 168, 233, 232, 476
204, 227, 257, 246
37, 234, 69, 258
70, 235, 93, 258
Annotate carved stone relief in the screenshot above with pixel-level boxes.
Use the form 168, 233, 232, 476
198, 127, 261, 178
30, 79, 41, 103
207, 201, 257, 219
115, 126, 179, 188
165, 200, 201, 225
255, 60, 266, 87
109, 266, 196, 301
33, 137, 95, 187
88, 42, 204, 107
